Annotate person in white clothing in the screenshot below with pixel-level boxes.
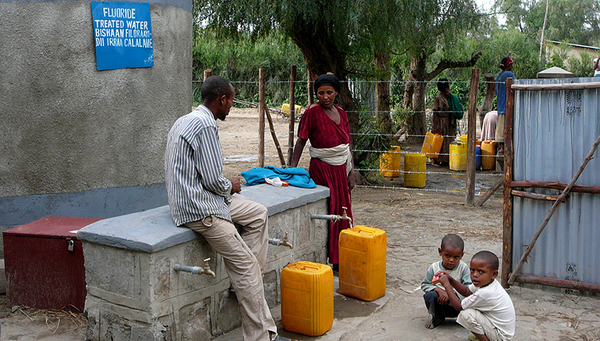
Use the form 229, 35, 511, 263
436, 251, 515, 341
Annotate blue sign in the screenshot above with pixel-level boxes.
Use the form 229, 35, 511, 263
91, 2, 154, 71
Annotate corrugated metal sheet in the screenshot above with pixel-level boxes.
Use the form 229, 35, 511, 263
512, 77, 600, 286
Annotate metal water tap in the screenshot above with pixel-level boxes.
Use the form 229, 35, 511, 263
311, 206, 352, 224
340, 206, 352, 223
280, 231, 293, 249
174, 258, 216, 278
268, 231, 294, 249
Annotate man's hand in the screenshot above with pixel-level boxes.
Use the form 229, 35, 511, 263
230, 177, 242, 194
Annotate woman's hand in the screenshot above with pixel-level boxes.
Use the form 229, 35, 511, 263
348, 169, 356, 191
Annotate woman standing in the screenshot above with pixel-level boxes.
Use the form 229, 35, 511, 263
290, 74, 355, 269
431, 79, 464, 166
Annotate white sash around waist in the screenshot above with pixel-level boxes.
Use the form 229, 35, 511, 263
309, 143, 353, 175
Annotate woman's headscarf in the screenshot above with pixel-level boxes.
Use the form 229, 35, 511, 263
500, 57, 513, 68
314, 74, 340, 96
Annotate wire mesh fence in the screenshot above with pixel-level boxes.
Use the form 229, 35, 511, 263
193, 74, 507, 198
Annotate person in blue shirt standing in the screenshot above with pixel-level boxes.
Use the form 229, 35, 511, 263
495, 57, 516, 167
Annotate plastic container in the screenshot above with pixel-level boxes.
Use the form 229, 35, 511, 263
449, 142, 467, 171
403, 153, 426, 188
459, 136, 481, 146
481, 140, 497, 170
281, 103, 302, 115
281, 261, 333, 336
380, 146, 401, 177
476, 146, 482, 170
421, 132, 443, 159
339, 225, 387, 301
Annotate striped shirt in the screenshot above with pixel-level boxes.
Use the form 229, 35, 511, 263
164, 106, 232, 226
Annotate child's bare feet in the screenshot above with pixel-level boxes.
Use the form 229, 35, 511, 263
425, 315, 444, 329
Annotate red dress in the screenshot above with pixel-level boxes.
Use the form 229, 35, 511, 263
298, 104, 353, 265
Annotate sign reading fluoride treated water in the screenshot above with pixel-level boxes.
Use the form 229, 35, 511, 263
91, 2, 154, 71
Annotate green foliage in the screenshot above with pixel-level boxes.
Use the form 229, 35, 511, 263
497, 0, 600, 47
567, 52, 594, 77
192, 30, 308, 107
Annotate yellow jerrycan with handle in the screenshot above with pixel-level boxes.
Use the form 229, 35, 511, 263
281, 261, 333, 336
339, 225, 387, 301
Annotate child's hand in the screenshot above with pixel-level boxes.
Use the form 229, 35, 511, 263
437, 289, 449, 304
437, 273, 450, 286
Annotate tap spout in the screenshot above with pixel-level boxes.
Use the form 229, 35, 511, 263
268, 231, 294, 249
174, 258, 216, 278
340, 206, 352, 223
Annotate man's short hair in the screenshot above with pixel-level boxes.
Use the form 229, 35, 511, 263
472, 250, 499, 271
441, 234, 464, 251
201, 76, 233, 104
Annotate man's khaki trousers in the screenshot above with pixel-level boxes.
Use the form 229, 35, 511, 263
186, 197, 277, 341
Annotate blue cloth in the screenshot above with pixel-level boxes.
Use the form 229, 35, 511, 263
241, 166, 317, 188
495, 70, 516, 115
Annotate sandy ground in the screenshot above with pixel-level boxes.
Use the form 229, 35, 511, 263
1, 107, 599, 340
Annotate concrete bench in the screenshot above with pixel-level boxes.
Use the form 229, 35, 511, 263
77, 184, 330, 340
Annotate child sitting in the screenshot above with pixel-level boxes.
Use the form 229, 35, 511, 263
437, 250, 515, 341
421, 234, 471, 329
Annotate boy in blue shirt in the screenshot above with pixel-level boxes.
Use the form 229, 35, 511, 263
421, 234, 471, 329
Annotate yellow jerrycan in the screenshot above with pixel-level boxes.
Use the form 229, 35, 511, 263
481, 140, 497, 170
281, 261, 333, 336
380, 145, 401, 177
421, 132, 444, 159
404, 153, 426, 188
339, 225, 387, 301
449, 141, 467, 171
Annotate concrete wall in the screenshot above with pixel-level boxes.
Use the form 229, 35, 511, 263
78, 184, 331, 340
0, 0, 192, 241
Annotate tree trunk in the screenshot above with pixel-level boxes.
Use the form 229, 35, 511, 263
403, 70, 415, 109
375, 51, 392, 137
480, 73, 495, 128
289, 25, 358, 147
404, 52, 483, 142
405, 54, 427, 143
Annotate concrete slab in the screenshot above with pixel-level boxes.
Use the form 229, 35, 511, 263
76, 184, 330, 253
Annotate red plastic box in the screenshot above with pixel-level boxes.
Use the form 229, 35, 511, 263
3, 216, 102, 311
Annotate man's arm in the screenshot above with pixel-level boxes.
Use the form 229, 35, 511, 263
196, 126, 231, 197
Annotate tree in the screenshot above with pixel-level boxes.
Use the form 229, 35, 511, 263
394, 0, 484, 141
196, 0, 363, 141
497, 0, 600, 46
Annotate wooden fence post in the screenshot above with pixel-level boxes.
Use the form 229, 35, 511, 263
501, 77, 515, 288
288, 65, 297, 166
465, 68, 480, 206
258, 69, 265, 167
203, 69, 212, 80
